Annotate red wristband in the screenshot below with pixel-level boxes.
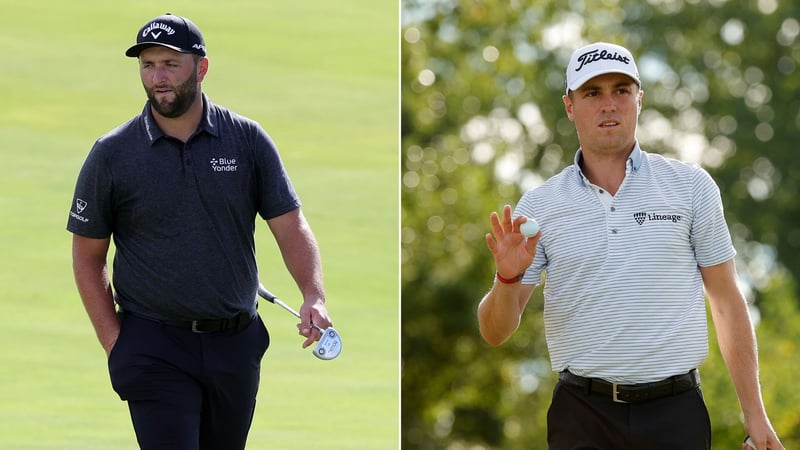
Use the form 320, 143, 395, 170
496, 272, 523, 284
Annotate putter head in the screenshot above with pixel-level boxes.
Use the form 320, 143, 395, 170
313, 327, 342, 360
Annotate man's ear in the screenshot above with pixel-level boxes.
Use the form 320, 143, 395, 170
637, 89, 643, 115
197, 57, 209, 82
563, 94, 575, 121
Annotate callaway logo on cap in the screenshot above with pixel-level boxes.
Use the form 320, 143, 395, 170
565, 42, 640, 94
125, 13, 207, 57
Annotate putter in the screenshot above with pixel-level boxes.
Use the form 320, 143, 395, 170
257, 284, 342, 360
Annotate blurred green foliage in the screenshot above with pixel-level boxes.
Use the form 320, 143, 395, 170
401, 0, 800, 448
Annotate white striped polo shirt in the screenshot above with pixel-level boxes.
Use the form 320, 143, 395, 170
514, 142, 736, 383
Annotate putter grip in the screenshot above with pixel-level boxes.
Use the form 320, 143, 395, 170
257, 284, 277, 303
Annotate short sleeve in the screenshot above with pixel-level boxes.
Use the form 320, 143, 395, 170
690, 167, 736, 267
251, 126, 301, 220
66, 141, 114, 238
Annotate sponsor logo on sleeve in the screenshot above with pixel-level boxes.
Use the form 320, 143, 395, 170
70, 199, 89, 223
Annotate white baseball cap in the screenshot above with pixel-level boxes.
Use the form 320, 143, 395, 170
565, 42, 640, 95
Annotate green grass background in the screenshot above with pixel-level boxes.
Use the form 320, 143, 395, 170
0, 1, 399, 448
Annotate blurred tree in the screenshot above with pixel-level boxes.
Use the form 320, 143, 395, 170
401, 0, 800, 448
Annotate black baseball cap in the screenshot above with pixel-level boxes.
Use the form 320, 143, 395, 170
125, 13, 206, 58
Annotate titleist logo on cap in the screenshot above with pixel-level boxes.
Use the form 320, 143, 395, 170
574, 48, 631, 73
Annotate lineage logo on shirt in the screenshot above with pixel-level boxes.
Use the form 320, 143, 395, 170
209, 157, 238, 172
633, 212, 683, 225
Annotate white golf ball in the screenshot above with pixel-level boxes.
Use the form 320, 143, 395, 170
519, 218, 540, 237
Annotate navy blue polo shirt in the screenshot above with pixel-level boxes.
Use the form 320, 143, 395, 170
67, 94, 301, 321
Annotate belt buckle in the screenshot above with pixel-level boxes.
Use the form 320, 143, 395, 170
191, 320, 207, 333
612, 383, 628, 403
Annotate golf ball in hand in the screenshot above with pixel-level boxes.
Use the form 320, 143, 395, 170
519, 218, 540, 237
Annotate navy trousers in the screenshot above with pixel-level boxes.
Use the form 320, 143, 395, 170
547, 380, 711, 449
108, 312, 270, 450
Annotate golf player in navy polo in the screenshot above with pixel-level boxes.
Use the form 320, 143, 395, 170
478, 42, 783, 449
67, 13, 332, 449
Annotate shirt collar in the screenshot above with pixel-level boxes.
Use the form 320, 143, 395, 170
574, 141, 642, 186
141, 93, 220, 144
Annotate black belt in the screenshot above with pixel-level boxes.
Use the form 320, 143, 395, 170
120, 309, 254, 334
558, 369, 700, 403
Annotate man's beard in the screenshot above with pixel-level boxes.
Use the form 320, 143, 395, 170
145, 71, 198, 118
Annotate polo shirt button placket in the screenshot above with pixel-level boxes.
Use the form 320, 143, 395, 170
184, 143, 192, 167
609, 203, 618, 234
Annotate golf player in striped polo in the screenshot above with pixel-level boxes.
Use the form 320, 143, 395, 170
478, 42, 783, 449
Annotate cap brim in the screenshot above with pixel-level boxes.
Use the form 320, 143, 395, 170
567, 70, 640, 94
125, 42, 194, 57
